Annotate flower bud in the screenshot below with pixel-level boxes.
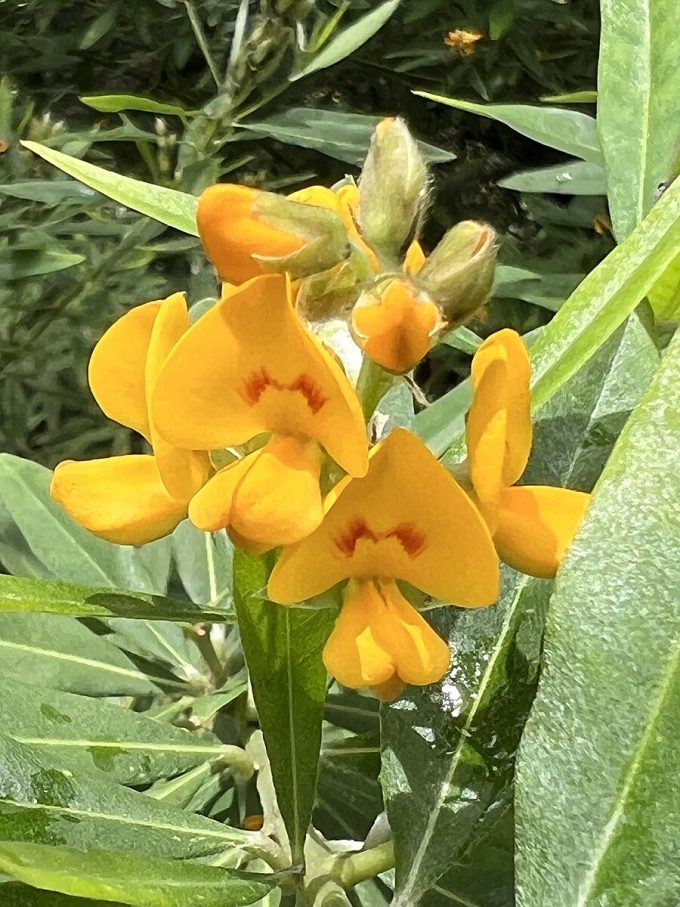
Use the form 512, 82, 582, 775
197, 184, 350, 285
350, 277, 442, 374
359, 118, 429, 267
418, 221, 497, 325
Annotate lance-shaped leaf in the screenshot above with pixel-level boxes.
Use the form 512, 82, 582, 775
0, 733, 259, 859
0, 681, 238, 785
234, 551, 335, 866
0, 842, 273, 907
1, 884, 122, 906
382, 316, 659, 905
21, 142, 198, 235
598, 0, 680, 239
516, 328, 680, 905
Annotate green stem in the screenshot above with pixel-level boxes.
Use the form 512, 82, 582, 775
183, 0, 222, 90
355, 356, 395, 420
333, 841, 395, 888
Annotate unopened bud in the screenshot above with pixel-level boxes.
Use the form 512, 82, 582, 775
197, 184, 350, 285
350, 276, 442, 374
418, 221, 497, 325
359, 118, 429, 267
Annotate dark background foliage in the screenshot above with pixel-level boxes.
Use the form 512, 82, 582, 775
1, 0, 604, 467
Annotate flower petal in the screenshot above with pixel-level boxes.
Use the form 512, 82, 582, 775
268, 428, 499, 606
351, 278, 441, 374
152, 273, 368, 477
88, 300, 161, 439
323, 579, 396, 689
50, 455, 186, 546
189, 435, 324, 553
144, 293, 211, 502
197, 184, 305, 285
494, 485, 590, 579
466, 329, 532, 516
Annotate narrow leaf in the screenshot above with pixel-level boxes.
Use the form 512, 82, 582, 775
516, 327, 680, 906
292, 0, 401, 80
0, 842, 272, 907
414, 93, 602, 164
80, 95, 189, 116
598, 0, 680, 239
234, 552, 335, 865
21, 141, 198, 235
498, 160, 606, 195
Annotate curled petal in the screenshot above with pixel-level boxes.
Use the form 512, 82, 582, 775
189, 436, 324, 553
268, 428, 499, 607
494, 485, 591, 579
466, 329, 532, 521
50, 455, 186, 546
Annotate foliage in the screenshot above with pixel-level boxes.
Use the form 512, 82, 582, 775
0, 1, 679, 906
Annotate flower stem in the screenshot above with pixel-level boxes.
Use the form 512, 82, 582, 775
356, 356, 395, 421
333, 841, 395, 888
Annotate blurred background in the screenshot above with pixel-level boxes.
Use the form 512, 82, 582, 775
0, 0, 608, 468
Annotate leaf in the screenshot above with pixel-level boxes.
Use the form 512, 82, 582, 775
648, 248, 680, 320
0, 249, 85, 280
0, 733, 256, 859
540, 90, 598, 103
598, 0, 680, 239
498, 160, 606, 195
0, 680, 230, 785
291, 0, 401, 81
234, 552, 335, 865
1, 883, 122, 907
21, 142, 198, 235
0, 842, 272, 907
237, 108, 455, 166
79, 4, 119, 49
171, 523, 233, 607
516, 327, 680, 906
0, 575, 232, 622
80, 95, 189, 116
414, 93, 603, 164
384, 316, 659, 905
0, 181, 99, 204
0, 613, 165, 697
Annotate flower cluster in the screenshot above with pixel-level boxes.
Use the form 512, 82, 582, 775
51, 118, 589, 701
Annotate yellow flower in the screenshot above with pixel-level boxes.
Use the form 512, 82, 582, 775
268, 428, 500, 699
51, 294, 210, 545
466, 329, 590, 578
350, 277, 442, 374
151, 273, 369, 553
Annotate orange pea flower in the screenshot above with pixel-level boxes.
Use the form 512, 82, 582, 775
268, 429, 500, 699
51, 294, 210, 545
151, 273, 368, 553
466, 329, 590, 578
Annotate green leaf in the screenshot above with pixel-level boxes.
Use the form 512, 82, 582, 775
516, 327, 680, 906
0, 613, 163, 697
1, 883, 122, 907
540, 90, 598, 103
171, 523, 233, 607
291, 0, 401, 81
414, 93, 603, 164
0, 734, 256, 859
80, 95, 189, 116
0, 249, 85, 280
438, 326, 482, 355
385, 317, 659, 905
237, 108, 454, 167
648, 248, 680, 320
0, 680, 231, 785
0, 575, 232, 622
234, 552, 335, 865
598, 0, 680, 239
21, 142, 198, 235
0, 842, 272, 907
79, 4, 119, 49
498, 160, 606, 195
0, 181, 99, 204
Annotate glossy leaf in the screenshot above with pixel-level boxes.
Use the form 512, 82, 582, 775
598, 0, 680, 239
0, 734, 256, 859
414, 93, 602, 164
384, 316, 659, 905
0, 575, 231, 622
80, 94, 189, 116
498, 160, 606, 195
21, 141, 198, 235
234, 552, 335, 865
0, 842, 272, 907
516, 327, 680, 906
0, 681, 230, 785
237, 108, 454, 166
291, 0, 401, 81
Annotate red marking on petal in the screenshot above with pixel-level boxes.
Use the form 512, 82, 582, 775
335, 519, 426, 558
240, 369, 327, 413
385, 522, 427, 557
